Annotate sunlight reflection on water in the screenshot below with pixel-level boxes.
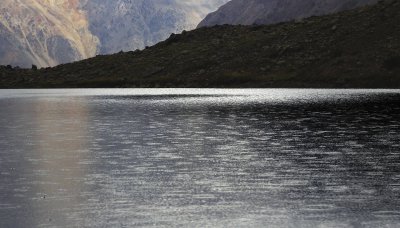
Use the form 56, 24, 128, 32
0, 89, 399, 228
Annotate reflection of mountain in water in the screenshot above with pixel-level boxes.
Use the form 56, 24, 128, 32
31, 98, 91, 226
0, 90, 399, 227
0, 97, 91, 226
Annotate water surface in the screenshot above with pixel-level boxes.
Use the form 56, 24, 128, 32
0, 89, 399, 227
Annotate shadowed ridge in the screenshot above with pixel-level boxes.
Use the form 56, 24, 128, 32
1, 0, 399, 88
197, 0, 379, 27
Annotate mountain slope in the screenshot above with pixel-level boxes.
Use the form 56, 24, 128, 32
1, 0, 399, 88
0, 0, 99, 68
0, 0, 228, 67
82, 0, 229, 54
198, 0, 379, 27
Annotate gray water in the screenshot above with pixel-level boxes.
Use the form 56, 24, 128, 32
0, 89, 400, 228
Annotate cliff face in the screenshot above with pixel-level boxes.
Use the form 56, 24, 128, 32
0, 0, 228, 67
198, 0, 379, 27
0, 0, 99, 68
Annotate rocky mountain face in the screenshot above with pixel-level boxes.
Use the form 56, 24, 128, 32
81, 0, 229, 54
198, 0, 379, 27
0, 0, 228, 67
0, 0, 99, 68
2, 0, 399, 88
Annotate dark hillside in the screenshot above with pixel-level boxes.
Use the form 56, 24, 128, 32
0, 0, 399, 88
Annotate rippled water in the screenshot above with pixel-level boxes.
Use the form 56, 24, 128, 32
0, 89, 400, 228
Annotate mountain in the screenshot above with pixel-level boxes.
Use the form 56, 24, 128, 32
0, 0, 99, 68
0, 0, 229, 68
198, 0, 379, 27
1, 0, 399, 88
81, 0, 229, 54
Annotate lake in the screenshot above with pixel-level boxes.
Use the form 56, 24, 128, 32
0, 89, 400, 228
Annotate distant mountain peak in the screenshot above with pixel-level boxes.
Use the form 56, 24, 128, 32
198, 0, 380, 27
